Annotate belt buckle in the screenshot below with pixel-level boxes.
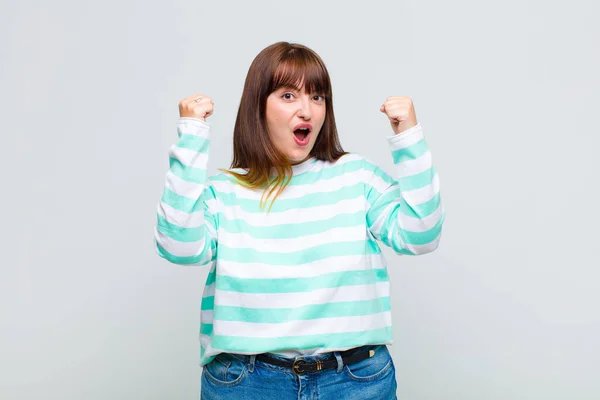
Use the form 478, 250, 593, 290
292, 359, 307, 375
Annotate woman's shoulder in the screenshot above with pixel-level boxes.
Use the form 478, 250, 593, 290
325, 151, 377, 170
327, 152, 390, 182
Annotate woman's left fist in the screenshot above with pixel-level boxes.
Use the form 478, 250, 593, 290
380, 96, 418, 135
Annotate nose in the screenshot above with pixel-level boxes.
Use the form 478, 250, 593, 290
297, 95, 312, 120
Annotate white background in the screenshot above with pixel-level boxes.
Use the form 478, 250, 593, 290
1, 0, 599, 398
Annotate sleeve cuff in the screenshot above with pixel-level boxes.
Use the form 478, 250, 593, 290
178, 117, 211, 127
386, 123, 423, 144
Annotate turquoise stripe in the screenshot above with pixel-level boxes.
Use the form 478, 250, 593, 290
169, 157, 207, 184
214, 297, 391, 323
205, 268, 217, 286
217, 239, 380, 265
216, 268, 388, 294
391, 138, 429, 164
368, 188, 440, 220
161, 188, 199, 213
397, 167, 436, 191
200, 345, 206, 363
201, 296, 214, 310
177, 134, 210, 153
200, 323, 213, 336
155, 241, 215, 265
219, 210, 364, 238
210, 326, 392, 354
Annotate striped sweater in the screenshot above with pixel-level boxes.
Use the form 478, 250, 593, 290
154, 117, 444, 366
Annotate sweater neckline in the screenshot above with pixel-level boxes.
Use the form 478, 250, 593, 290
290, 156, 317, 175
229, 157, 317, 178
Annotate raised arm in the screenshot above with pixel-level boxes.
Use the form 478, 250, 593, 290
154, 94, 218, 266
365, 96, 444, 255
365, 124, 444, 255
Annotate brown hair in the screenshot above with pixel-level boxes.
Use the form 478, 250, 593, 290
219, 41, 348, 212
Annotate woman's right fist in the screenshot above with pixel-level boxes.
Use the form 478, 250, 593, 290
179, 94, 214, 121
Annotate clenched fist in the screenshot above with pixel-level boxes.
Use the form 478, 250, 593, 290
380, 96, 418, 135
179, 94, 214, 121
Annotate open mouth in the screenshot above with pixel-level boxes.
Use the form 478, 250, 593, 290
293, 127, 311, 145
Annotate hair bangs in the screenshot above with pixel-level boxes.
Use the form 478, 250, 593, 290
271, 52, 330, 97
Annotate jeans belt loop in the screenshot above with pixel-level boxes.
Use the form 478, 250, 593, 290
333, 351, 344, 373
248, 354, 256, 373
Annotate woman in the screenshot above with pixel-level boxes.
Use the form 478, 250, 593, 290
154, 41, 444, 399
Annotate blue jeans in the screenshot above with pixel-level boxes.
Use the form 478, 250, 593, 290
201, 344, 397, 399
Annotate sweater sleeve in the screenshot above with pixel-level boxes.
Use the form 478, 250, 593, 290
365, 123, 444, 255
154, 117, 218, 266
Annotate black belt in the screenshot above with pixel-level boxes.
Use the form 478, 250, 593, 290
255, 347, 375, 375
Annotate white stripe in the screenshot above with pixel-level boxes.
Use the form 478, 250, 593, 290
202, 310, 213, 322
395, 151, 432, 178
214, 282, 390, 309
368, 171, 439, 207
216, 253, 385, 279
164, 170, 205, 200
217, 225, 367, 253
212, 311, 392, 338
333, 153, 364, 165
154, 228, 212, 258
169, 146, 209, 168
202, 282, 215, 299
157, 201, 204, 228
210, 168, 371, 201
207, 197, 364, 224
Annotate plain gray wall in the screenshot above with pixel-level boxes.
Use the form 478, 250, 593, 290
2, 0, 599, 399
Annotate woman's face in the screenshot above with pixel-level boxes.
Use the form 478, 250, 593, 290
265, 84, 326, 165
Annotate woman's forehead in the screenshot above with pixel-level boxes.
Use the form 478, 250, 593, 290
273, 62, 327, 91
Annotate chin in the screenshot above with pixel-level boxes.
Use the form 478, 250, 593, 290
287, 150, 311, 164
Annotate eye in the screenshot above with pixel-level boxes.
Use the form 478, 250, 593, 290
313, 95, 325, 102
282, 92, 295, 100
